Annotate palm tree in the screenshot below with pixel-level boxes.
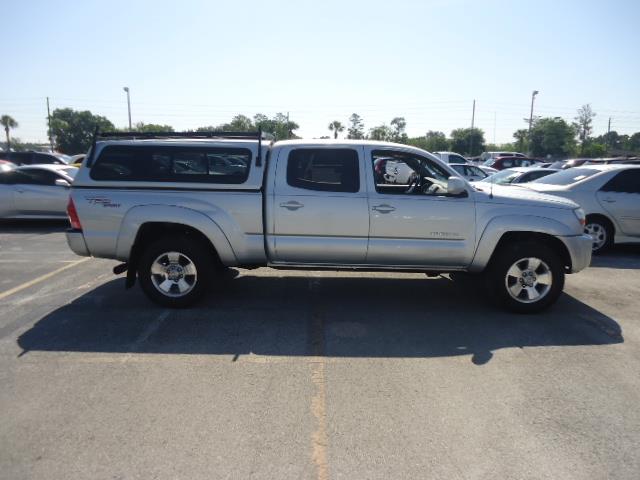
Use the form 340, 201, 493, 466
1, 115, 18, 151
328, 121, 344, 139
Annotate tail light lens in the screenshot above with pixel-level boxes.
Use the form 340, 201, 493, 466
67, 197, 82, 230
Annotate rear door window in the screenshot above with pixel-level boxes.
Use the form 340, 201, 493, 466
91, 146, 251, 183
287, 149, 360, 193
600, 170, 640, 193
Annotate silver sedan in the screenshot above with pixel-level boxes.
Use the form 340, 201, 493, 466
0, 164, 78, 219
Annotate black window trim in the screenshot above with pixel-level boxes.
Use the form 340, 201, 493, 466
90, 145, 253, 184
286, 147, 361, 193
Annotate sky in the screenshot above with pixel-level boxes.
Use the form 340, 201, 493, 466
2, 0, 640, 145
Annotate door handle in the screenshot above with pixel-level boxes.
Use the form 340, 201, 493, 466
279, 201, 304, 211
372, 204, 396, 213
602, 198, 616, 203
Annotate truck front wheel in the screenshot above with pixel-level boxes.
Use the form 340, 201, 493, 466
487, 242, 564, 313
138, 235, 214, 308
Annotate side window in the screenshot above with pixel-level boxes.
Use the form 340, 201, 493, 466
372, 150, 451, 196
468, 166, 484, 177
12, 169, 59, 185
34, 153, 58, 164
502, 159, 514, 168
450, 154, 467, 164
287, 149, 359, 193
451, 164, 466, 176
91, 146, 251, 183
601, 170, 640, 193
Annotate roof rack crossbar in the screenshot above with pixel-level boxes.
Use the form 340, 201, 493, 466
97, 130, 272, 140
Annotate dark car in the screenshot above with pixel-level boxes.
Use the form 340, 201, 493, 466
483, 156, 543, 171
5, 151, 70, 166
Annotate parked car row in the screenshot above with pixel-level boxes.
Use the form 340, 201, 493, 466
0, 150, 73, 166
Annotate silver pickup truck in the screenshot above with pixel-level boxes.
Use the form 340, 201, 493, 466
65, 131, 592, 313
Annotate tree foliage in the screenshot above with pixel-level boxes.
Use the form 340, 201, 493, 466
390, 117, 408, 143
50, 108, 114, 154
196, 113, 299, 140
406, 130, 448, 152
513, 129, 528, 152
368, 124, 393, 141
1, 114, 18, 150
529, 117, 577, 158
328, 121, 345, 139
347, 113, 365, 139
132, 122, 174, 132
573, 104, 596, 147
449, 128, 485, 156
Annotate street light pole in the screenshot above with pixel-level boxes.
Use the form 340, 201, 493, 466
123, 87, 132, 130
528, 90, 539, 135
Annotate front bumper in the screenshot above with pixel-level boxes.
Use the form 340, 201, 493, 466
65, 229, 90, 257
560, 234, 592, 273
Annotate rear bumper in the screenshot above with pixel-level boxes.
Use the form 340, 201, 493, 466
560, 234, 592, 273
65, 229, 90, 257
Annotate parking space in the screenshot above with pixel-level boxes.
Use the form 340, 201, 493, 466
0, 225, 639, 479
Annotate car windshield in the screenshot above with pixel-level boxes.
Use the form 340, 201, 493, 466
484, 169, 521, 184
530, 168, 601, 185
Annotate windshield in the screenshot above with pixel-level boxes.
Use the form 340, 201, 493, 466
484, 169, 520, 184
530, 168, 601, 185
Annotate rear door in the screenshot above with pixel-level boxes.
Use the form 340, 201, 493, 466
597, 169, 640, 236
12, 169, 69, 216
0, 172, 15, 216
270, 146, 369, 264
365, 147, 476, 267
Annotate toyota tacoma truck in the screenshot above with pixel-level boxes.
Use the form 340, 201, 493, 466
65, 131, 592, 313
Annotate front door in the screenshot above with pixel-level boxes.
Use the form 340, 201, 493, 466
270, 146, 369, 264
366, 147, 476, 267
597, 169, 640, 236
11, 169, 68, 216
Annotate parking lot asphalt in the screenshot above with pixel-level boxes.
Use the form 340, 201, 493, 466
0, 220, 639, 480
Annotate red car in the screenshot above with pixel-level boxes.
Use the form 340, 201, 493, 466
483, 156, 543, 170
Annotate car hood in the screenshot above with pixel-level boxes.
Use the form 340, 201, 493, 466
473, 182, 578, 209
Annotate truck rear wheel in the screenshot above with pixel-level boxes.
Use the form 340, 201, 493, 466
487, 242, 564, 313
138, 235, 214, 308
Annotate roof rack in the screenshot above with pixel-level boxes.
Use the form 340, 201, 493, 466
92, 128, 273, 167
98, 130, 272, 140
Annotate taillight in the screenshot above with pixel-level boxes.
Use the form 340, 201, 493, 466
67, 197, 82, 230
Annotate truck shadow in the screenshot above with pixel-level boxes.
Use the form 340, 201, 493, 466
17, 273, 623, 365
0, 219, 69, 234
590, 244, 640, 269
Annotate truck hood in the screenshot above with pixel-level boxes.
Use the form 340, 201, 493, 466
472, 182, 578, 209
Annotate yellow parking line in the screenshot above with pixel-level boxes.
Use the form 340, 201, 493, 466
0, 258, 91, 301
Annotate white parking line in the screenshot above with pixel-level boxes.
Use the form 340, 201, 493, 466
0, 258, 90, 301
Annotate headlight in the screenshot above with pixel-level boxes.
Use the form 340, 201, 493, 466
573, 208, 586, 227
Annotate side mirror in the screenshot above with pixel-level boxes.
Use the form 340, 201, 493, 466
447, 176, 467, 196
55, 178, 70, 188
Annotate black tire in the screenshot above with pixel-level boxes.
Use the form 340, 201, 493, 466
137, 235, 215, 308
486, 242, 565, 314
584, 216, 613, 255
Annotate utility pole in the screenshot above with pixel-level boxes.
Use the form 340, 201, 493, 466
528, 90, 539, 134
286, 111, 290, 139
607, 117, 612, 151
469, 99, 476, 155
46, 97, 54, 151
123, 87, 132, 129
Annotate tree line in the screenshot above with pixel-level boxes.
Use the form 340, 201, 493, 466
2, 104, 639, 158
